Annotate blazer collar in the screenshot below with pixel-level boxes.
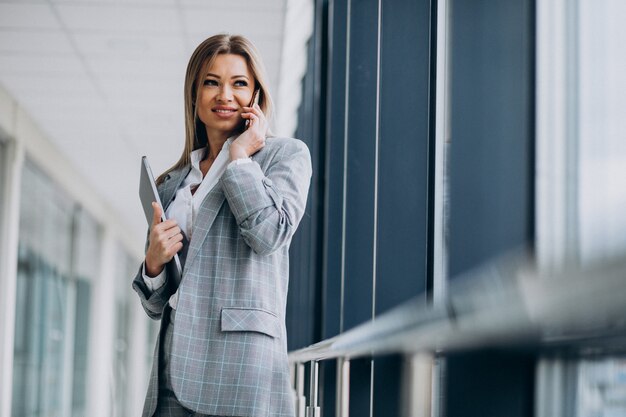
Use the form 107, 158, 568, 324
158, 165, 191, 210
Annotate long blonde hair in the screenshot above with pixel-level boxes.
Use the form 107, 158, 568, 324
156, 34, 274, 185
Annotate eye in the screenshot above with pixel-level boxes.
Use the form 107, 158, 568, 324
203, 79, 218, 86
234, 80, 248, 87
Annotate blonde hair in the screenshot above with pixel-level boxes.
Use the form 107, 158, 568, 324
156, 34, 274, 185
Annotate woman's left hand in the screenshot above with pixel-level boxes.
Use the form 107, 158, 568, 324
230, 103, 268, 160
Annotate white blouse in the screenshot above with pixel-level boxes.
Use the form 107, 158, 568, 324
142, 136, 251, 309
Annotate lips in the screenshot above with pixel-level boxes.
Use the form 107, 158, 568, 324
212, 106, 237, 113
211, 106, 238, 120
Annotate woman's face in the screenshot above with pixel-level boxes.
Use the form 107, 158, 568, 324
196, 53, 256, 140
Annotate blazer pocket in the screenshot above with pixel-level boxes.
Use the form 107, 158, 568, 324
221, 307, 281, 339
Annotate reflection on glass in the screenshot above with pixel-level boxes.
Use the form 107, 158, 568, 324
578, 0, 626, 263
12, 161, 100, 417
113, 249, 134, 416
578, 359, 626, 417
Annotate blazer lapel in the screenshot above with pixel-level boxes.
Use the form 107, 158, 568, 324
184, 184, 226, 271
159, 166, 190, 210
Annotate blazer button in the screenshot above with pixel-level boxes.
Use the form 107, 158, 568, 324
263, 178, 273, 187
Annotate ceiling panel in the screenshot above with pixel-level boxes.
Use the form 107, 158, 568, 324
72, 32, 186, 60
0, 72, 96, 96
0, 3, 59, 30
0, 53, 84, 76
51, 0, 176, 4
0, 29, 72, 54
179, 0, 284, 11
55, 3, 181, 34
84, 55, 186, 78
19, 96, 107, 121
183, 9, 283, 39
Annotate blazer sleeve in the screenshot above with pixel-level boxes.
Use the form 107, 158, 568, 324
132, 266, 173, 320
220, 139, 312, 255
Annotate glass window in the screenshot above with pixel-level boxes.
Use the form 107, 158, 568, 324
577, 358, 626, 417
574, 3, 626, 415
12, 161, 100, 417
71, 209, 100, 417
577, 0, 626, 263
113, 248, 135, 416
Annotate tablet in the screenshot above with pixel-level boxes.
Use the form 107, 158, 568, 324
139, 156, 183, 279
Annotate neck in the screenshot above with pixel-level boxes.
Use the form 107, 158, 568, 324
204, 128, 230, 159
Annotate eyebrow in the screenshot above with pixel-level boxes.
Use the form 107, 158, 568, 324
205, 73, 249, 80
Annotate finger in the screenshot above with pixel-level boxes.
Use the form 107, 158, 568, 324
160, 219, 178, 230
160, 221, 179, 233
242, 106, 262, 116
244, 113, 258, 123
168, 241, 184, 256
169, 226, 182, 238
152, 221, 171, 236
151, 202, 162, 226
160, 227, 181, 242
169, 232, 184, 244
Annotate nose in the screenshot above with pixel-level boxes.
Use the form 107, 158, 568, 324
216, 84, 233, 102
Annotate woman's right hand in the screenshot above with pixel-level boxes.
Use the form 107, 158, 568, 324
145, 202, 183, 277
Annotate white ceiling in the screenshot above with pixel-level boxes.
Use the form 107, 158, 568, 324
0, 0, 289, 246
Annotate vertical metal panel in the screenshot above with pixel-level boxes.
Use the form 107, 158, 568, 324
347, 358, 373, 417
323, 0, 348, 341
343, 0, 380, 415
372, 356, 403, 417
342, 0, 378, 332
321, 0, 348, 413
448, 0, 535, 277
374, 0, 434, 415
444, 0, 536, 415
376, 0, 432, 314
445, 351, 536, 417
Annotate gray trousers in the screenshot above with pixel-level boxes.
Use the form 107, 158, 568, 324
155, 308, 223, 417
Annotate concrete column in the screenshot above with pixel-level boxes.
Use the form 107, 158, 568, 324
85, 227, 117, 417
128, 300, 150, 415
0, 138, 24, 417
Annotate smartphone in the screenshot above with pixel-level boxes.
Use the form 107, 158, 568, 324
249, 88, 260, 107
245, 88, 260, 129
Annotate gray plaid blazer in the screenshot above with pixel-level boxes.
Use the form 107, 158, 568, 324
132, 137, 312, 417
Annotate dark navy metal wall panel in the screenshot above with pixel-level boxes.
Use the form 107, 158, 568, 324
320, 0, 347, 414
448, 0, 534, 277
376, 0, 432, 316
322, 0, 347, 341
343, 1, 380, 415
342, 0, 379, 332
446, 351, 536, 417
372, 355, 402, 417
444, 0, 536, 416
374, 0, 434, 414
348, 359, 373, 417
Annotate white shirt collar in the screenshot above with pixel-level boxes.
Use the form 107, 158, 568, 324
190, 135, 237, 168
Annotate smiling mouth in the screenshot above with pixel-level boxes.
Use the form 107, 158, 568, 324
213, 109, 237, 113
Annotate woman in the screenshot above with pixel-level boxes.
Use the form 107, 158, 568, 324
132, 34, 311, 417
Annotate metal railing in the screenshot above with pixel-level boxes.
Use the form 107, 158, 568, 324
288, 252, 626, 417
